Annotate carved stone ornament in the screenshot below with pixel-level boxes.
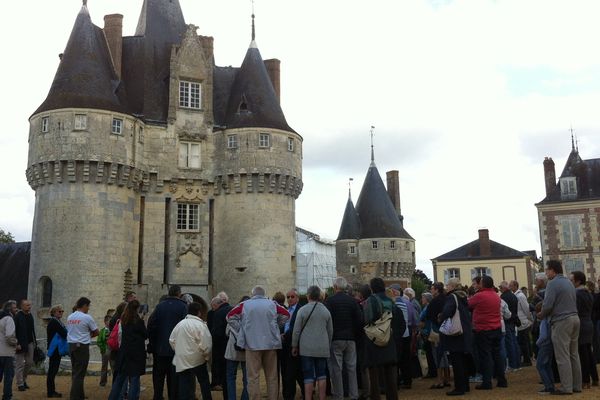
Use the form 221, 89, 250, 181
176, 236, 203, 269
169, 182, 178, 193
178, 120, 206, 141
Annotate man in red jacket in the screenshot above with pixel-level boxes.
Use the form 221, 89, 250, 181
468, 275, 508, 390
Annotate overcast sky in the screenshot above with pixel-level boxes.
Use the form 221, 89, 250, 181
2, 0, 600, 280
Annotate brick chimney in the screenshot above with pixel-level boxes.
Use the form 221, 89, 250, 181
103, 14, 123, 79
543, 157, 556, 197
386, 170, 403, 225
479, 229, 491, 257
264, 59, 280, 102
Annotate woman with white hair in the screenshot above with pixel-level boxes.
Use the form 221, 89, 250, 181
438, 278, 473, 396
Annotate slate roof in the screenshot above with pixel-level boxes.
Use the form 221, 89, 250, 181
224, 43, 294, 132
538, 148, 600, 204
34, 5, 128, 115
0, 242, 30, 304
433, 239, 530, 262
337, 196, 361, 240
354, 165, 413, 239
33, 0, 295, 133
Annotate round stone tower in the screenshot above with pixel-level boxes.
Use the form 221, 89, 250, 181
212, 39, 302, 301
26, 4, 144, 324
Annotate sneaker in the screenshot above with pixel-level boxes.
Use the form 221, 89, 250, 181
469, 375, 483, 383
18, 386, 26, 392
24, 382, 30, 390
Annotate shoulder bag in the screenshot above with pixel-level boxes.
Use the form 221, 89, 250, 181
439, 294, 463, 336
364, 296, 393, 347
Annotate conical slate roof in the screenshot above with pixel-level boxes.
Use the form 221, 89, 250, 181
355, 165, 413, 239
337, 196, 361, 240
134, 0, 187, 121
224, 42, 294, 132
33, 5, 127, 115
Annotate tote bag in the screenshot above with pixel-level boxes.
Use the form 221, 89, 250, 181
439, 294, 463, 336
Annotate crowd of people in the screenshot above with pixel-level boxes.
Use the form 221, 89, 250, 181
1, 259, 600, 400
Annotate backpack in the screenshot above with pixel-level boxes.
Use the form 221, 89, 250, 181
107, 320, 122, 351
364, 296, 392, 347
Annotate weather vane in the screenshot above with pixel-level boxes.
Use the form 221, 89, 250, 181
348, 178, 354, 198
251, 0, 256, 41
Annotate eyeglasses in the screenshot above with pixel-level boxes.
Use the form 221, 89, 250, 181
286, 296, 296, 299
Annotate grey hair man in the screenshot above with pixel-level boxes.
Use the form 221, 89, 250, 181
325, 277, 363, 400
13, 299, 35, 392
209, 293, 232, 395
227, 285, 289, 400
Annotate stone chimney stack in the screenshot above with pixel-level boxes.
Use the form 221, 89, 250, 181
103, 14, 123, 79
386, 170, 403, 225
264, 59, 280, 102
479, 229, 491, 257
543, 157, 556, 197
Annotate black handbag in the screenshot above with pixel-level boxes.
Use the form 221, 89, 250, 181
32, 329, 46, 364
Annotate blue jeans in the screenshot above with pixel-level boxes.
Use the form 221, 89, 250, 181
226, 360, 248, 400
504, 324, 520, 369
108, 374, 140, 400
536, 341, 555, 391
300, 356, 327, 384
0, 356, 15, 400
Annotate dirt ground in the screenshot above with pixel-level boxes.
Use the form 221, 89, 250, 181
11, 365, 600, 399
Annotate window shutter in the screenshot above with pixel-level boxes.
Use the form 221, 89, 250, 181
443, 269, 449, 283
562, 219, 572, 247
190, 144, 200, 168
471, 269, 477, 279
179, 143, 188, 168
485, 267, 491, 276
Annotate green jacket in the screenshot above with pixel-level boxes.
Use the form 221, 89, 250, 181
97, 326, 109, 354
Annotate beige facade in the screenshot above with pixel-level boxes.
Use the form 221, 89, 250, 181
431, 229, 539, 291
433, 258, 538, 290
26, 6, 302, 328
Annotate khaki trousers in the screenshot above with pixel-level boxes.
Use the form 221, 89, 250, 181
551, 315, 582, 393
15, 342, 34, 386
246, 349, 279, 400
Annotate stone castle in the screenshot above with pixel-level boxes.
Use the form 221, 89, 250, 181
335, 150, 416, 288
26, 0, 302, 324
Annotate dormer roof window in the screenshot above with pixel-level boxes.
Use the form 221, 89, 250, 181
560, 177, 577, 200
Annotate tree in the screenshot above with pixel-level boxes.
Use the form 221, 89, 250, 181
0, 229, 15, 244
411, 269, 434, 301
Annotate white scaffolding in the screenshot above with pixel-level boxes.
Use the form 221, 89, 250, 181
295, 227, 336, 293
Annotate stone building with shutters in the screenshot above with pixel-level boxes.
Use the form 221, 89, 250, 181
536, 139, 600, 278
431, 229, 540, 291
26, 0, 302, 328
335, 154, 416, 288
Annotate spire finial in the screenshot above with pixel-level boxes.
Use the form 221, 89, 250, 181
569, 125, 575, 152
83, 0, 87, 6
370, 125, 376, 166
251, 0, 256, 41
348, 178, 354, 200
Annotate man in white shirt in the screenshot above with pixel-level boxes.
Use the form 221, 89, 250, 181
169, 301, 212, 400
67, 297, 99, 400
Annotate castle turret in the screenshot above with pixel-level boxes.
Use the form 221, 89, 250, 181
27, 3, 143, 327
212, 22, 302, 301
335, 146, 414, 287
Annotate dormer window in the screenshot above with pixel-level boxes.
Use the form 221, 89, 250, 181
179, 80, 201, 109
560, 177, 577, 200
